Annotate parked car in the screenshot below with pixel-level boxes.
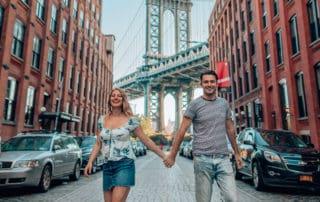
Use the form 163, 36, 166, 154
179, 140, 190, 156
136, 141, 147, 156
232, 128, 320, 191
74, 136, 104, 173
183, 139, 193, 159
0, 131, 82, 192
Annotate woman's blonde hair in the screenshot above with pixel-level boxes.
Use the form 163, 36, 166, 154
108, 88, 133, 117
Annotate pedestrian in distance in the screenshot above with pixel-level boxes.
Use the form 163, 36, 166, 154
84, 88, 166, 202
164, 70, 243, 202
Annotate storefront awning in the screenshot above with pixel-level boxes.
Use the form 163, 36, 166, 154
39, 112, 80, 123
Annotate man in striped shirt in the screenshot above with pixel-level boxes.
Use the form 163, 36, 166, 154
164, 70, 243, 202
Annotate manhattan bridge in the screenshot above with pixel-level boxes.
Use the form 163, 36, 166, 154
113, 0, 214, 131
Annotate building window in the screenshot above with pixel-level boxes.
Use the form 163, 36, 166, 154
83, 78, 86, 97
50, 5, 57, 33
264, 41, 271, 72
253, 99, 263, 127
250, 31, 255, 55
76, 72, 80, 95
289, 15, 300, 55
72, 31, 76, 53
252, 64, 258, 88
0, 7, 4, 39
63, 0, 69, 7
307, 0, 320, 42
279, 79, 290, 130
237, 48, 241, 68
81, 109, 85, 132
73, 0, 78, 19
276, 29, 284, 65
238, 76, 243, 97
262, 0, 268, 28
43, 92, 50, 108
79, 10, 84, 28
3, 77, 18, 122
241, 11, 245, 31
92, 4, 96, 19
31, 36, 41, 69
242, 41, 247, 62
235, 20, 239, 38
69, 66, 74, 90
90, 29, 94, 45
58, 58, 65, 82
62, 18, 67, 44
25, 86, 36, 126
86, 19, 90, 37
46, 48, 54, 78
295, 72, 308, 118
11, 20, 25, 58
245, 70, 250, 93
79, 41, 83, 60
273, 0, 279, 16
315, 63, 320, 107
246, 103, 252, 127
248, 0, 253, 22
36, 0, 45, 21
74, 106, 78, 131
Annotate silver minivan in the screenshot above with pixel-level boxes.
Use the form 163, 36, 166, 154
0, 131, 82, 192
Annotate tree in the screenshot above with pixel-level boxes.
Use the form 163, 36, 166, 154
139, 115, 155, 137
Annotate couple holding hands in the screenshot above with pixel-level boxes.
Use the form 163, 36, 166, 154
84, 70, 243, 202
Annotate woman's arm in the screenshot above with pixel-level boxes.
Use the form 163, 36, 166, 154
133, 127, 166, 159
84, 133, 102, 176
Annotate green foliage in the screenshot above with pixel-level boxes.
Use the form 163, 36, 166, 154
139, 115, 155, 137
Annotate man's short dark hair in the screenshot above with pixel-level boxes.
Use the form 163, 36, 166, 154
200, 70, 218, 81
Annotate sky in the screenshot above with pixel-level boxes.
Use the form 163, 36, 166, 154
101, 0, 215, 125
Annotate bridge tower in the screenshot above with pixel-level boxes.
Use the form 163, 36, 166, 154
142, 0, 193, 132
144, 0, 192, 65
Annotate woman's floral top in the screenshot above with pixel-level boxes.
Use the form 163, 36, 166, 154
97, 115, 140, 161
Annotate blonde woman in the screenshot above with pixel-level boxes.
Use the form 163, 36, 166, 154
84, 88, 166, 202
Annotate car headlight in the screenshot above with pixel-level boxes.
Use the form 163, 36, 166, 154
14, 160, 40, 168
264, 151, 281, 163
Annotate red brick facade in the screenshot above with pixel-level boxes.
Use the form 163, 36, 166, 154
0, 0, 113, 141
209, 0, 320, 149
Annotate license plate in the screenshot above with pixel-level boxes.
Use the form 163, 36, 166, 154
299, 175, 313, 182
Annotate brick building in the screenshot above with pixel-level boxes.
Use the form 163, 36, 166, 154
0, 0, 114, 141
208, 0, 320, 149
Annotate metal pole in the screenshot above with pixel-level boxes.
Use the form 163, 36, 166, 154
54, 77, 63, 131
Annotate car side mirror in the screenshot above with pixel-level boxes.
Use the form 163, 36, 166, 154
53, 145, 62, 151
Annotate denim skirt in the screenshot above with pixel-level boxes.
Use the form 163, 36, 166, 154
102, 157, 135, 191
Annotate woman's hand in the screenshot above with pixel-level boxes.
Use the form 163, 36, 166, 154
84, 162, 92, 177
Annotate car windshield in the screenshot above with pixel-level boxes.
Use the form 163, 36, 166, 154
2, 136, 52, 151
76, 137, 96, 147
259, 131, 308, 148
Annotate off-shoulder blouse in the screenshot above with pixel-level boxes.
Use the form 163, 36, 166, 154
97, 116, 140, 161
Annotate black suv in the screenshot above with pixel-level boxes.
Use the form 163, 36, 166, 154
233, 128, 320, 191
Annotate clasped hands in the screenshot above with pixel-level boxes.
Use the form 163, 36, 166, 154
163, 154, 175, 168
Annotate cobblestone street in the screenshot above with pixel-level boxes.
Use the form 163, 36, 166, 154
1, 152, 320, 202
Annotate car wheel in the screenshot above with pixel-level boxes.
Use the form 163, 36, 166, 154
69, 161, 81, 181
252, 162, 265, 191
38, 165, 52, 192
